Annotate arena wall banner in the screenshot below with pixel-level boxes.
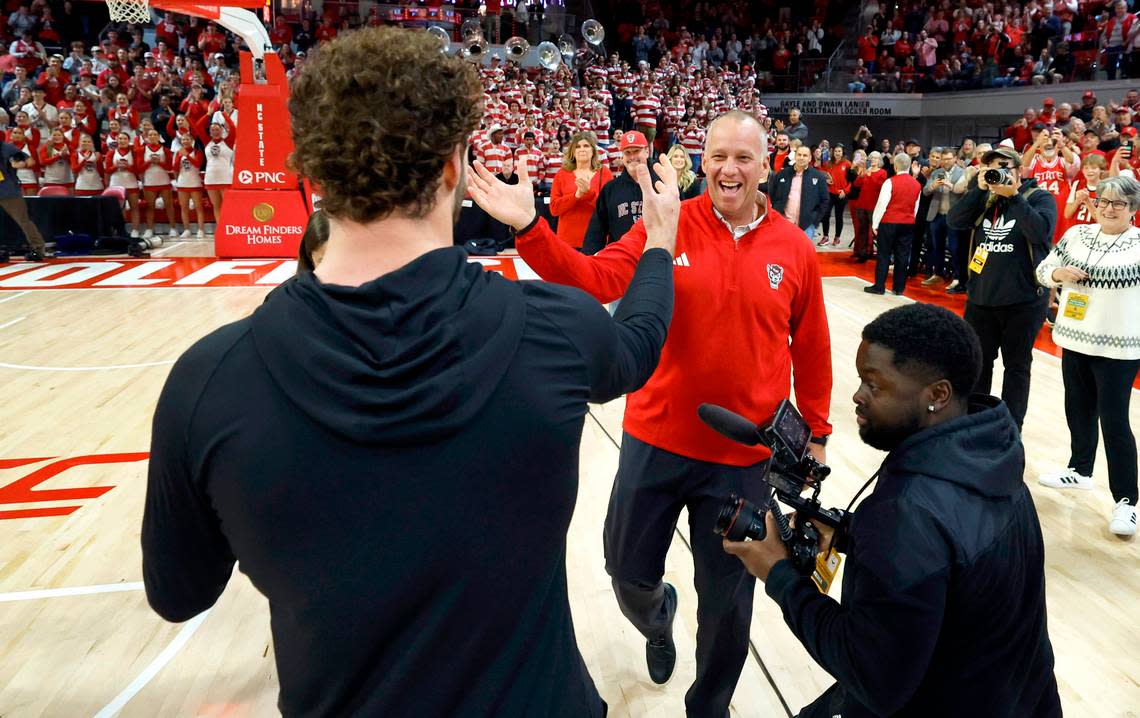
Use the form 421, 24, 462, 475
760, 94, 923, 118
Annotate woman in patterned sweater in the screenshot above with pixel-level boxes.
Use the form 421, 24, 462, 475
1036, 175, 1140, 537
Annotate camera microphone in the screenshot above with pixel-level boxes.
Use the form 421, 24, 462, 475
698, 403, 763, 445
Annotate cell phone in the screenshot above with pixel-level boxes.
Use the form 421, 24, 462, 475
1123, 143, 1133, 159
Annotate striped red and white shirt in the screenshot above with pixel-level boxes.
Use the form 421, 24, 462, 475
515, 146, 544, 184
482, 143, 511, 174
632, 94, 661, 128
544, 151, 563, 183
681, 127, 706, 155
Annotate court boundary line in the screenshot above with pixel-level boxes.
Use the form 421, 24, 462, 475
0, 316, 26, 330
0, 359, 176, 371
91, 609, 211, 718
585, 409, 796, 718
0, 581, 144, 603
0, 290, 31, 304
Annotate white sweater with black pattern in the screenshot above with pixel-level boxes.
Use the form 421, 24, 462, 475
1036, 223, 1140, 360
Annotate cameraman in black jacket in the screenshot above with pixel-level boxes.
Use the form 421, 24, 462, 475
724, 303, 1062, 718
947, 146, 1056, 431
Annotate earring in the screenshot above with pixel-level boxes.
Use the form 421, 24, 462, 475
928, 404, 936, 413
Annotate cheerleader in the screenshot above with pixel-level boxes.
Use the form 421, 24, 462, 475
7, 126, 39, 196
139, 128, 174, 241
101, 119, 123, 154
208, 95, 237, 140
9, 111, 41, 152
38, 128, 73, 193
110, 93, 140, 132
172, 129, 205, 238
202, 121, 234, 220
73, 99, 97, 138
56, 111, 83, 151
104, 130, 141, 236
70, 134, 104, 196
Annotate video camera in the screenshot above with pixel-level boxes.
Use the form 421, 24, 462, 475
699, 400, 849, 579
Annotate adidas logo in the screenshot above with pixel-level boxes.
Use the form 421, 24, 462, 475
673, 252, 691, 267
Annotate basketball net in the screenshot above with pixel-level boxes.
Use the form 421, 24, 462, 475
106, 0, 153, 25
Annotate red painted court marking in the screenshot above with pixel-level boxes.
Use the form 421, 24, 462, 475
0, 457, 54, 469
0, 506, 81, 520
0, 453, 149, 520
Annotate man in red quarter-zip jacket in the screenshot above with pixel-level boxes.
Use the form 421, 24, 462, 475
510, 109, 833, 718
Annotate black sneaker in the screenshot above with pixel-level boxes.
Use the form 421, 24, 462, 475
946, 286, 967, 295
646, 583, 677, 685
863, 285, 885, 295
24, 249, 43, 262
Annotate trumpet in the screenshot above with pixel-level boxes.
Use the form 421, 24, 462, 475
462, 37, 489, 63
504, 36, 529, 62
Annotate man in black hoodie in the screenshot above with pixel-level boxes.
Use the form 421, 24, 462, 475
142, 27, 681, 718
948, 146, 1056, 431
725, 303, 1061, 718
583, 129, 652, 255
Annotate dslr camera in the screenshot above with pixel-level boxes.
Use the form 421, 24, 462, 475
982, 167, 1016, 186
699, 400, 849, 577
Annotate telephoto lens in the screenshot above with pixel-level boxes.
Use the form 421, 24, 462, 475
714, 494, 767, 542
983, 167, 1014, 185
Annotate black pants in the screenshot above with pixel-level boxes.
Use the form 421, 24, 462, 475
604, 433, 768, 718
908, 212, 928, 276
852, 207, 873, 258
826, 195, 847, 238
1062, 349, 1140, 504
948, 226, 968, 283
964, 298, 1047, 431
872, 222, 913, 294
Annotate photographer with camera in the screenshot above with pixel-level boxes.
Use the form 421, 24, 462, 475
948, 146, 1057, 432
724, 303, 1062, 718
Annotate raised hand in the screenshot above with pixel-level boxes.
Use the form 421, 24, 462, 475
634, 152, 681, 256
468, 158, 537, 230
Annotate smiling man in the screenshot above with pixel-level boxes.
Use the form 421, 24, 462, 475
504, 109, 833, 718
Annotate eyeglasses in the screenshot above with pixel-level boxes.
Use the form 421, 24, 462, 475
1094, 198, 1130, 210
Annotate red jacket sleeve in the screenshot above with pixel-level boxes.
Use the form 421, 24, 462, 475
788, 243, 834, 437
515, 214, 647, 303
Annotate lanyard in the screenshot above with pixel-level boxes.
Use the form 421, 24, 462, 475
1083, 227, 1132, 272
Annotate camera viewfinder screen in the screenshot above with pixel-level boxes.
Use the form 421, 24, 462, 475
776, 404, 811, 455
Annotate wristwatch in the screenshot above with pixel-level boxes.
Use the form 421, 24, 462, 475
809, 435, 829, 447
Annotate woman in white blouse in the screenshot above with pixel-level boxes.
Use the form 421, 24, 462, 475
1036, 175, 1140, 536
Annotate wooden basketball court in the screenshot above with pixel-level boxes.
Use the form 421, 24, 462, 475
0, 247, 1137, 717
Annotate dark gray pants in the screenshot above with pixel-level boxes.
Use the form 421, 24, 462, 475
604, 432, 768, 718
0, 196, 46, 253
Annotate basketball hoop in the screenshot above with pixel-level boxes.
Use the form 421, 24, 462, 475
106, 0, 153, 25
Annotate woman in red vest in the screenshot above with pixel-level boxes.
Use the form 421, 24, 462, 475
549, 131, 613, 249
820, 144, 853, 246
850, 150, 888, 262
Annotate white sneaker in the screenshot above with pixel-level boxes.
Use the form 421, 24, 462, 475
130, 229, 139, 239
946, 279, 960, 290
1038, 468, 1094, 490
142, 229, 153, 239
1110, 498, 1137, 536
146, 236, 163, 249
168, 227, 178, 237
179, 229, 191, 238
196, 229, 205, 239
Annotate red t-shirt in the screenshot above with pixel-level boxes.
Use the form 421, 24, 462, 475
826, 160, 851, 195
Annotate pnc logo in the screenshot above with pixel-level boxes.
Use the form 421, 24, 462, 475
252, 203, 276, 222
237, 170, 287, 184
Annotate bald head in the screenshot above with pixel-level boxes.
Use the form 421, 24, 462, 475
706, 110, 767, 156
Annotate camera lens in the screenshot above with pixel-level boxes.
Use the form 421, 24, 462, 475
982, 168, 1005, 185
714, 494, 767, 542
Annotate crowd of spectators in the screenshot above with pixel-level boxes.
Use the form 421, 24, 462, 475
851, 0, 1140, 93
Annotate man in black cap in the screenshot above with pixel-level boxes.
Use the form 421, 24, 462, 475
948, 145, 1056, 431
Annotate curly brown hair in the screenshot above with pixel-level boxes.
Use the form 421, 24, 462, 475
289, 27, 483, 223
